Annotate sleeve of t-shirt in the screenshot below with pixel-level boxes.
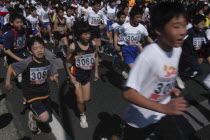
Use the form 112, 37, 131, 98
10, 57, 31, 76
141, 25, 149, 37
3, 30, 14, 50
126, 56, 151, 94
49, 62, 59, 78
117, 25, 125, 34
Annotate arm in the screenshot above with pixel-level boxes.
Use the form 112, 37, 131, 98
93, 40, 99, 81
123, 88, 187, 115
5, 49, 23, 61
146, 36, 153, 44
114, 32, 121, 51
5, 65, 13, 91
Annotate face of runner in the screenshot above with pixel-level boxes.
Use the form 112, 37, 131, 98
30, 42, 45, 59
119, 15, 126, 24
194, 21, 205, 32
10, 19, 24, 31
157, 15, 186, 48
123, 7, 129, 16
58, 10, 64, 18
110, 2, 116, 8
67, 9, 74, 16
84, 3, 89, 8
31, 10, 37, 16
132, 14, 142, 25
93, 4, 101, 12
80, 32, 91, 43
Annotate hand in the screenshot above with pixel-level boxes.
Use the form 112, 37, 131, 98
99, 24, 104, 30
94, 72, 99, 81
5, 83, 12, 91
171, 88, 181, 96
162, 97, 187, 115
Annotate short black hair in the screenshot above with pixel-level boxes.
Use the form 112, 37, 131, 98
9, 12, 25, 23
193, 14, 206, 25
27, 36, 45, 51
73, 21, 91, 39
42, 1, 48, 7
56, 7, 64, 13
151, 2, 186, 32
14, 8, 23, 14
117, 11, 126, 19
130, 7, 143, 18
66, 6, 74, 11
93, 0, 101, 6
29, 6, 36, 13
205, 9, 210, 16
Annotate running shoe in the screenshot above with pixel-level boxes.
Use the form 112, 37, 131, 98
122, 71, 128, 79
176, 76, 185, 89
80, 114, 88, 128
50, 38, 54, 43
44, 39, 47, 44
28, 111, 41, 135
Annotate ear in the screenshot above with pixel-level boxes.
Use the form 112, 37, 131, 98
10, 22, 13, 26
155, 29, 161, 36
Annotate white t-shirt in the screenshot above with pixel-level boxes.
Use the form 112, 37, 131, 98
124, 43, 182, 128
119, 22, 148, 46
64, 15, 75, 27
110, 22, 124, 45
102, 6, 117, 21
80, 7, 92, 16
26, 15, 39, 30
125, 16, 130, 23
37, 8, 50, 22
4, 14, 9, 25
84, 9, 107, 26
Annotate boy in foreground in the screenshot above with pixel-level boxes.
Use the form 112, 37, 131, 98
123, 2, 187, 140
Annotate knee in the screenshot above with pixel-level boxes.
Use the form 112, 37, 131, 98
38, 112, 50, 123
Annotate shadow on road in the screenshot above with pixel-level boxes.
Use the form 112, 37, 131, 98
0, 113, 13, 129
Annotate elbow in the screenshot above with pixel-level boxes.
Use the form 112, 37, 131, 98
123, 90, 131, 101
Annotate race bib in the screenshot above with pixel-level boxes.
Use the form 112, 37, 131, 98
30, 66, 51, 84
13, 35, 27, 50
43, 13, 48, 20
193, 37, 204, 50
90, 17, 101, 25
75, 53, 95, 70
126, 33, 141, 45
150, 79, 176, 102
107, 13, 115, 20
31, 21, 37, 29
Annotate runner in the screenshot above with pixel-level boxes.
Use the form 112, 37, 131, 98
123, 2, 187, 140
65, 21, 99, 128
4, 36, 59, 134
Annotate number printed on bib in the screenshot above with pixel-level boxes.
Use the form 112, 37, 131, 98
90, 17, 101, 25
75, 53, 95, 70
126, 33, 141, 45
30, 66, 51, 84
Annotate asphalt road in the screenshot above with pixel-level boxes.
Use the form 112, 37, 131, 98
0, 43, 210, 140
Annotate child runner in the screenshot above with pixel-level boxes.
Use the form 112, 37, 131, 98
26, 6, 40, 37
84, 1, 107, 50
37, 1, 53, 43
117, 7, 153, 68
123, 2, 187, 140
53, 7, 68, 58
65, 21, 99, 128
80, 1, 92, 18
5, 36, 59, 134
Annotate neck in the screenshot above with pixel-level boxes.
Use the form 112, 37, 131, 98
33, 56, 45, 63
157, 38, 173, 52
130, 21, 138, 27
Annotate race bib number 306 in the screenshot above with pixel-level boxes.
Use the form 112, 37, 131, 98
75, 53, 95, 70
30, 66, 51, 84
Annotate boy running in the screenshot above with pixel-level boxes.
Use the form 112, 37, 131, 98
65, 21, 99, 128
123, 2, 187, 140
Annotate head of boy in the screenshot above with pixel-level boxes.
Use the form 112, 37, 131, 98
205, 9, 210, 19
15, 8, 24, 15
30, 6, 37, 16
28, 37, 45, 60
9, 13, 25, 31
193, 14, 206, 32
130, 7, 143, 26
117, 11, 126, 24
66, 6, 74, 16
42, 1, 48, 9
84, 2, 89, 8
57, 7, 64, 17
74, 21, 91, 43
93, 1, 101, 12
5, 1, 10, 9
151, 2, 187, 48
109, 0, 116, 8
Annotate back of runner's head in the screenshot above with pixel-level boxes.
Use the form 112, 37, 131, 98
14, 7, 24, 15
73, 21, 91, 39
27, 36, 45, 51
150, 2, 186, 33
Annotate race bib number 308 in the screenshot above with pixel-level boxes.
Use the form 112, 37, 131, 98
30, 66, 51, 84
75, 53, 95, 70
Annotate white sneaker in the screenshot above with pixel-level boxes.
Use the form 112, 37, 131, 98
17, 74, 22, 83
122, 71, 128, 79
4, 56, 8, 68
50, 38, 54, 43
80, 115, 88, 128
44, 39, 47, 44
176, 76, 185, 89
28, 111, 40, 134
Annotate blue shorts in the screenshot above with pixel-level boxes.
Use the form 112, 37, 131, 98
32, 29, 38, 35
122, 45, 139, 64
41, 22, 51, 28
106, 20, 112, 31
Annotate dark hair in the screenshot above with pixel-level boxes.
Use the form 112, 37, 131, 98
8, 7, 14, 13
93, 1, 101, 6
109, 0, 116, 4
27, 36, 45, 51
130, 7, 143, 18
151, 2, 186, 32
29, 6, 36, 13
73, 21, 91, 39
5, 1, 10, 5
14, 8, 23, 14
42, 1, 48, 7
66, 6, 74, 11
9, 12, 25, 23
205, 9, 210, 16
56, 7, 64, 13
193, 14, 206, 25
117, 11, 126, 19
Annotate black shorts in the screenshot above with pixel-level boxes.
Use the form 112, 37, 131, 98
70, 66, 91, 85
29, 97, 52, 116
91, 26, 101, 39
54, 32, 67, 40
